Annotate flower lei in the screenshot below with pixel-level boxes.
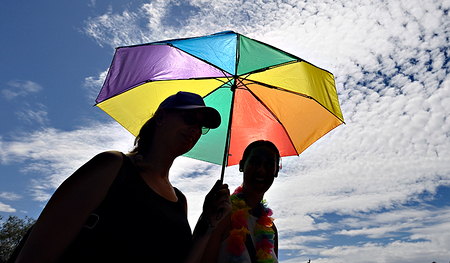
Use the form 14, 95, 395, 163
227, 186, 275, 263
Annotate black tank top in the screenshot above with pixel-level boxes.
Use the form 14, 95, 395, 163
60, 153, 192, 262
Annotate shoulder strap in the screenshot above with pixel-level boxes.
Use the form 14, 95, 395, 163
8, 153, 131, 262
9, 153, 132, 262
84, 152, 129, 229
108, 153, 130, 192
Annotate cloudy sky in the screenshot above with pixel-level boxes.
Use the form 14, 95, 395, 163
1, 0, 449, 262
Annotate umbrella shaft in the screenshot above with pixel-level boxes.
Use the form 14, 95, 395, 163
220, 81, 237, 181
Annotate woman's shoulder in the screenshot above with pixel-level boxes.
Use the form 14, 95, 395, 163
85, 151, 125, 170
91, 150, 124, 163
68, 151, 125, 185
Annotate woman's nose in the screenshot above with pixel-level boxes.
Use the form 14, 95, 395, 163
189, 125, 201, 135
256, 163, 266, 172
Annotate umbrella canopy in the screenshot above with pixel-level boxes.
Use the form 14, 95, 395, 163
96, 31, 344, 179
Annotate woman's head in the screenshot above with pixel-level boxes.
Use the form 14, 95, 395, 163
240, 140, 280, 174
239, 140, 280, 195
131, 114, 157, 156
131, 92, 221, 156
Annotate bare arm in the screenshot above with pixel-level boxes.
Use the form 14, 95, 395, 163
200, 213, 231, 263
182, 180, 231, 263
15, 151, 124, 263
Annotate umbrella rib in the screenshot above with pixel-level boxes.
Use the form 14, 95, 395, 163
235, 34, 241, 76
240, 81, 301, 156
95, 77, 233, 106
202, 78, 236, 101
165, 43, 235, 79
240, 78, 312, 98
239, 58, 335, 78
238, 33, 334, 75
115, 31, 236, 49
117, 41, 235, 79
242, 60, 300, 76
240, 78, 345, 123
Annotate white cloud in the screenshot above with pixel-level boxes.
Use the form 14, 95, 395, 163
88, 0, 96, 8
2, 80, 48, 125
0, 202, 16, 213
83, 6, 146, 47
83, 70, 108, 102
2, 80, 43, 100
15, 103, 49, 126
281, 205, 450, 262
0, 192, 22, 201
0, 122, 135, 201
336, 207, 450, 240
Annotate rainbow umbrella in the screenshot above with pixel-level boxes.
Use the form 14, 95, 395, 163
96, 31, 344, 180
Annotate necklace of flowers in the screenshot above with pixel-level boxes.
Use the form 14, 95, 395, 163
226, 186, 275, 263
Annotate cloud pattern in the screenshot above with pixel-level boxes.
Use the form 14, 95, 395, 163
1, 0, 449, 262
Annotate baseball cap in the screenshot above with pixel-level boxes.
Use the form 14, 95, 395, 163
157, 91, 221, 129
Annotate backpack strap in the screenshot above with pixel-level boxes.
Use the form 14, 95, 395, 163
83, 152, 129, 229
8, 152, 130, 262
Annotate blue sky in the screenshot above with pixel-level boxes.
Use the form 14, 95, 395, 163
1, 0, 450, 262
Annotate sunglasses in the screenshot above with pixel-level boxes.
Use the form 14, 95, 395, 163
182, 110, 210, 135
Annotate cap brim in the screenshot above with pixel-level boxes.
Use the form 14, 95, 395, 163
173, 105, 221, 129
